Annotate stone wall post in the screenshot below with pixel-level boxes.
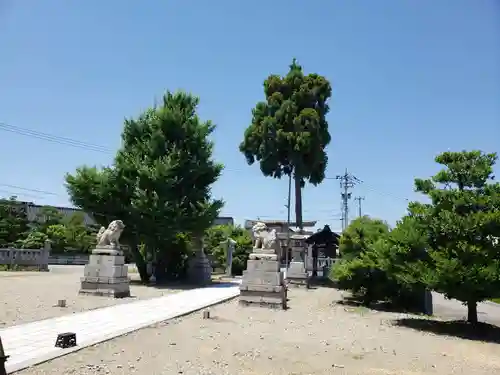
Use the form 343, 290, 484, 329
40, 239, 51, 271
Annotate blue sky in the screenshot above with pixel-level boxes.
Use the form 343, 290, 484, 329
0, 1, 499, 231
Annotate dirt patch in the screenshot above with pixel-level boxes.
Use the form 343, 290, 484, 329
0, 266, 183, 328
16, 287, 500, 374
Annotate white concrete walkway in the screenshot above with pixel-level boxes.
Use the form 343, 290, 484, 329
1, 282, 240, 373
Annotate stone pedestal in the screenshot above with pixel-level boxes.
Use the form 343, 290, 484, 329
188, 251, 212, 285
291, 248, 303, 262
239, 250, 287, 309
79, 247, 130, 298
286, 261, 309, 287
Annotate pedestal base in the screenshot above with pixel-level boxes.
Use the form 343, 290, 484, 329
239, 288, 287, 309
239, 255, 287, 310
79, 250, 130, 298
188, 252, 212, 285
286, 261, 310, 288
79, 279, 131, 298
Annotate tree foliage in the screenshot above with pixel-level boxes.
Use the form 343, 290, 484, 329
333, 151, 500, 321
332, 216, 393, 304
332, 216, 429, 310
0, 199, 96, 252
374, 215, 430, 290
22, 206, 96, 252
410, 150, 500, 323
204, 224, 253, 275
338, 216, 390, 259
239, 59, 332, 229
65, 91, 224, 282
0, 197, 30, 248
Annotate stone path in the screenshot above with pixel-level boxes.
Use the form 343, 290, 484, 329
1, 282, 240, 373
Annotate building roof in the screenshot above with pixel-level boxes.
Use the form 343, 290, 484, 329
305, 225, 340, 245
244, 219, 317, 229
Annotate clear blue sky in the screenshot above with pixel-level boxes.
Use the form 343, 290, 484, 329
1, 1, 499, 231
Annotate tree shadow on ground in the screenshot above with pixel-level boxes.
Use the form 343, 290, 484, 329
129, 278, 239, 291
307, 277, 338, 289
335, 295, 428, 315
394, 318, 500, 344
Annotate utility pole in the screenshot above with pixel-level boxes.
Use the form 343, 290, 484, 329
336, 169, 361, 231
285, 173, 292, 268
354, 196, 365, 218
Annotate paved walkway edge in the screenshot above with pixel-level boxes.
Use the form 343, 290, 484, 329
8, 287, 240, 373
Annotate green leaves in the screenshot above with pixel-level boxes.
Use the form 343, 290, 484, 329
204, 224, 253, 275
410, 150, 500, 321
0, 197, 30, 248
334, 151, 500, 321
65, 90, 224, 282
332, 215, 431, 311
240, 59, 332, 228
339, 216, 390, 259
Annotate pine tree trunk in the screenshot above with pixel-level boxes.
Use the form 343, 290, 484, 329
467, 300, 478, 324
294, 173, 303, 230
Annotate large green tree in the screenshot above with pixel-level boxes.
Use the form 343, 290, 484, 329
411, 150, 500, 323
66, 91, 224, 282
239, 59, 332, 229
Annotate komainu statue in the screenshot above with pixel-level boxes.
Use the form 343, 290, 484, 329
96, 220, 125, 248
251, 222, 281, 253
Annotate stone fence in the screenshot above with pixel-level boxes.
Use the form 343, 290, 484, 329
306, 256, 337, 278
306, 256, 336, 271
0, 240, 51, 271
48, 254, 89, 265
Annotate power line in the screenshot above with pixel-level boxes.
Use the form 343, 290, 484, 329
0, 184, 58, 196
0, 188, 43, 200
0, 122, 113, 154
0, 182, 345, 217
360, 184, 410, 203
0, 122, 414, 218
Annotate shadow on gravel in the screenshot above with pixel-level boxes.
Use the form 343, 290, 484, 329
129, 279, 197, 290
336, 295, 428, 315
307, 278, 338, 289
394, 318, 500, 344
129, 279, 239, 290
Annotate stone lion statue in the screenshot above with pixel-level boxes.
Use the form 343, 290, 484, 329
96, 220, 125, 248
251, 222, 268, 248
251, 222, 280, 253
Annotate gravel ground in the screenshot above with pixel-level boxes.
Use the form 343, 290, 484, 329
16, 286, 500, 375
0, 266, 183, 328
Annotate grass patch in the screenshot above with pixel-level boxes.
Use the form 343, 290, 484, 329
490, 298, 500, 304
